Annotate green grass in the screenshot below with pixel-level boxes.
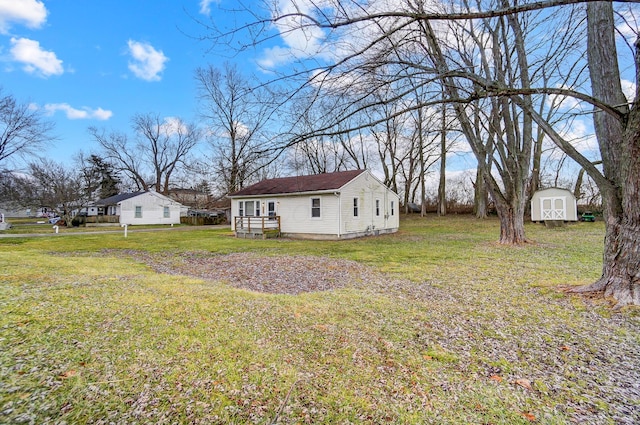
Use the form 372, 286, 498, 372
1, 215, 637, 424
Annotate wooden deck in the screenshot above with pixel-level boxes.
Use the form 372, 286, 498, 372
234, 216, 281, 239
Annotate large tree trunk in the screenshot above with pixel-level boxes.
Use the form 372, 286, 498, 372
437, 103, 447, 216
582, 106, 640, 306
422, 16, 529, 241
495, 201, 526, 244
474, 166, 488, 219
570, 3, 640, 307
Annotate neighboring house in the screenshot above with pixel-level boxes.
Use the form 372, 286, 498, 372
531, 188, 578, 222
0, 203, 42, 218
93, 191, 184, 225
168, 188, 210, 209
228, 169, 400, 239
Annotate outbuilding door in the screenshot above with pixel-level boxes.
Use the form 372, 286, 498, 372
540, 197, 566, 220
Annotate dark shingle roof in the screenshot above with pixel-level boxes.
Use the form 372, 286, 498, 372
95, 191, 146, 206
228, 170, 365, 197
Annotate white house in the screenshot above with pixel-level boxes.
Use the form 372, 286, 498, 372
530, 187, 578, 222
94, 191, 184, 225
228, 169, 400, 239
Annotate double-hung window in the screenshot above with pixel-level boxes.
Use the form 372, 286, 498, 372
375, 199, 380, 216
163, 206, 170, 218
311, 197, 321, 218
245, 201, 255, 216
135, 206, 142, 218
353, 198, 359, 217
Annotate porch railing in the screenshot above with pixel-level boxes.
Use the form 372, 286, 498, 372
83, 215, 119, 224
234, 216, 280, 235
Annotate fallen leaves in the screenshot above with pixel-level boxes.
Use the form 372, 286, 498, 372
489, 374, 503, 383
514, 378, 532, 390
59, 370, 77, 379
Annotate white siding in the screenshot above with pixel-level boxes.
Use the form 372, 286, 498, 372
339, 171, 400, 236
531, 188, 578, 221
119, 192, 182, 225
230, 170, 400, 238
279, 194, 340, 235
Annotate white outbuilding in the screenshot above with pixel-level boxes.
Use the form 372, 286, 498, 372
530, 187, 578, 222
228, 169, 400, 239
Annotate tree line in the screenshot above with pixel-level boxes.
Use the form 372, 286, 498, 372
1, 55, 592, 222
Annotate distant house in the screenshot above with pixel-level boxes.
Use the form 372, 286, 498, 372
228, 169, 400, 239
0, 203, 44, 218
92, 191, 184, 225
168, 188, 210, 209
531, 188, 578, 222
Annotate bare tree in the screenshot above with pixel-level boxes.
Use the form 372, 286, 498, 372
0, 89, 55, 169
567, 2, 640, 306
285, 94, 353, 174
90, 114, 199, 195
13, 159, 85, 225
195, 63, 277, 194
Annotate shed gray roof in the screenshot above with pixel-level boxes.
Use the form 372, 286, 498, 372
228, 170, 366, 197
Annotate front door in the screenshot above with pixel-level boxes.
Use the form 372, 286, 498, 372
267, 200, 276, 218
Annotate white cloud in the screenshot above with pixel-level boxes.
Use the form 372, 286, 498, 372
257, 45, 298, 69
0, 0, 47, 34
199, 0, 219, 15
127, 40, 168, 82
257, 0, 334, 69
616, 7, 639, 39
543, 118, 598, 159
621, 78, 636, 103
44, 103, 113, 120
161, 116, 188, 135
10, 37, 63, 77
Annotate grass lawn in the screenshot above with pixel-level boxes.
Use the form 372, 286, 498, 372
1, 215, 638, 424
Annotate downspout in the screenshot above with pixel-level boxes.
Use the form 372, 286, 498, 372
384, 189, 388, 229
370, 187, 375, 232
334, 192, 341, 238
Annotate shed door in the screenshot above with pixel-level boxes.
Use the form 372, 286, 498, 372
540, 197, 566, 220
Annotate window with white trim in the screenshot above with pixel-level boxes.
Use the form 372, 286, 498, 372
391, 201, 395, 216
311, 197, 321, 218
163, 206, 170, 218
246, 200, 255, 216
135, 206, 142, 218
239, 201, 244, 216
353, 198, 359, 217
375, 199, 380, 216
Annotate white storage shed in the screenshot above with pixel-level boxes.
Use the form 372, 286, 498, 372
531, 188, 578, 222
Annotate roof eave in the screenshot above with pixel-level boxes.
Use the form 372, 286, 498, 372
228, 189, 340, 199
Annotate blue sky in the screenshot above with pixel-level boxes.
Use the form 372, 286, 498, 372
1, 0, 267, 167
2, 0, 637, 181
